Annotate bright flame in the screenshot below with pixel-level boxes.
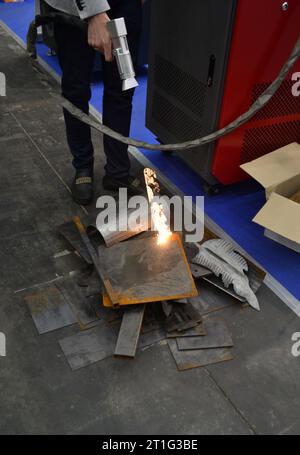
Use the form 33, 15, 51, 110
157, 230, 172, 245
151, 202, 172, 245
144, 168, 172, 245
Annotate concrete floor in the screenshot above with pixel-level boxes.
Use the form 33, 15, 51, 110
0, 26, 300, 435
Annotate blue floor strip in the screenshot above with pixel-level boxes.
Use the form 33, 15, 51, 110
1, 0, 299, 303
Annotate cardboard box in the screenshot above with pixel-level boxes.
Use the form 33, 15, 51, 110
241, 143, 300, 253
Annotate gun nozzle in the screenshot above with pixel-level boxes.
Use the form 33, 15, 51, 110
122, 77, 139, 91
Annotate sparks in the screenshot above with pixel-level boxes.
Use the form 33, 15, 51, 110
144, 168, 172, 246
151, 202, 172, 245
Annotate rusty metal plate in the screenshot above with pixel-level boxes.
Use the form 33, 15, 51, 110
25, 284, 77, 334
59, 321, 120, 370
56, 277, 100, 330
90, 295, 123, 323
99, 233, 197, 306
59, 323, 165, 370
168, 339, 233, 371
176, 317, 233, 351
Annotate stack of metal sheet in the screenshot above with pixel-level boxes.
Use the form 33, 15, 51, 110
23, 207, 263, 372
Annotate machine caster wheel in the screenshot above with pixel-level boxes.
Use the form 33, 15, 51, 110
203, 184, 221, 196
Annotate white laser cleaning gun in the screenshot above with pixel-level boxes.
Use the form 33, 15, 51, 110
32, 13, 138, 91
106, 18, 139, 91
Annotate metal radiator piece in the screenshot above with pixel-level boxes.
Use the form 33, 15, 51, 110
192, 240, 260, 311
203, 239, 248, 274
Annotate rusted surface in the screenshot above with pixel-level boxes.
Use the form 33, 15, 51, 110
25, 285, 76, 334
168, 339, 233, 371
99, 233, 198, 306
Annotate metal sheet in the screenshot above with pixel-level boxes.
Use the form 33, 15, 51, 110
59, 321, 120, 371
247, 262, 266, 294
161, 301, 172, 317
97, 206, 150, 247
73, 216, 119, 306
184, 242, 201, 263
90, 295, 123, 323
168, 339, 233, 371
142, 306, 161, 334
56, 277, 100, 330
176, 317, 233, 351
193, 244, 260, 310
185, 244, 213, 279
191, 229, 265, 303
164, 302, 202, 333
58, 221, 92, 265
99, 233, 198, 306
85, 269, 102, 297
166, 323, 206, 338
142, 319, 161, 333
25, 284, 77, 334
189, 263, 212, 279
202, 275, 246, 302
60, 323, 165, 370
114, 305, 146, 358
189, 281, 237, 315
75, 265, 94, 287
139, 328, 165, 348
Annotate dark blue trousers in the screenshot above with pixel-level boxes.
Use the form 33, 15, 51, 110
54, 0, 142, 178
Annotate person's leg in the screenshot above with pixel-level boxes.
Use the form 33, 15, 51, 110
54, 21, 95, 174
102, 0, 142, 185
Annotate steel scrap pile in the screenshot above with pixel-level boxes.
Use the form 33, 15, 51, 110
23, 171, 264, 372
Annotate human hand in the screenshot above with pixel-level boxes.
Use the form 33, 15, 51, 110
88, 12, 113, 61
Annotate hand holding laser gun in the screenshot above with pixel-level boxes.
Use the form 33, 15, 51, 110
32, 11, 138, 91
88, 13, 138, 90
